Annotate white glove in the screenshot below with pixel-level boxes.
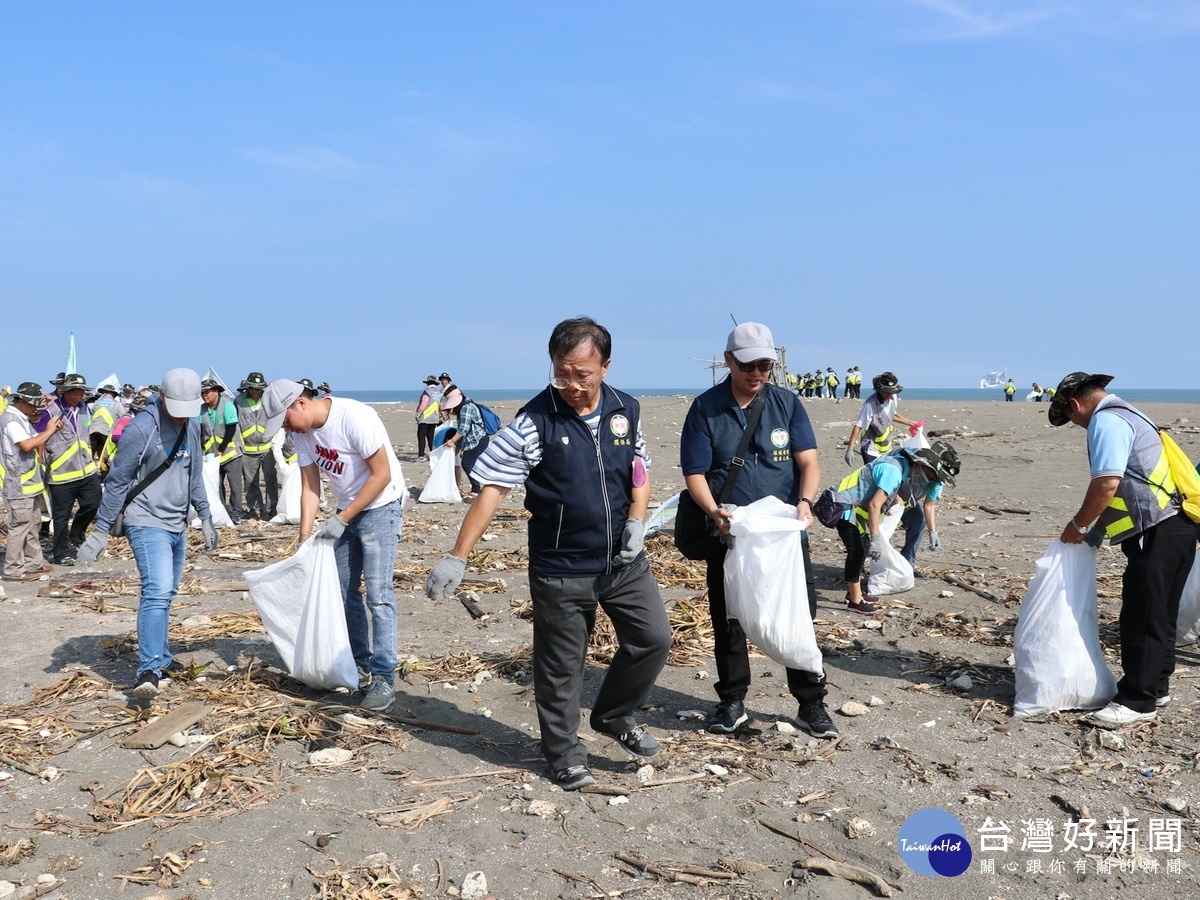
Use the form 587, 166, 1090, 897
927, 530, 940, 551
201, 518, 219, 551
844, 448, 856, 467
78, 531, 110, 567
867, 534, 886, 561
315, 515, 346, 541
614, 518, 646, 565
426, 556, 467, 600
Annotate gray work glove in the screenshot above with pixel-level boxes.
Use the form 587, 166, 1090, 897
844, 447, 857, 467
78, 531, 110, 567
927, 529, 940, 552
1084, 526, 1105, 549
867, 533, 886, 562
201, 518, 219, 551
426, 556, 467, 600
315, 514, 346, 541
614, 517, 646, 565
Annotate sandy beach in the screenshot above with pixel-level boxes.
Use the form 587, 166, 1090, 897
2, 393, 1199, 899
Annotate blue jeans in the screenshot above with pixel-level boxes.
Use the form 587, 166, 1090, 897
126, 525, 188, 677
334, 500, 401, 678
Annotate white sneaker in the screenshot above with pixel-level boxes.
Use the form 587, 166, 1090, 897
1089, 702, 1156, 728
1155, 695, 1172, 708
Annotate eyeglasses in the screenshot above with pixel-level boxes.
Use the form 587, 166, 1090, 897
549, 376, 595, 391
735, 361, 774, 374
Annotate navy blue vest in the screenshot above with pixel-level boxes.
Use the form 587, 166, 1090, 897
520, 384, 640, 578
691, 381, 803, 506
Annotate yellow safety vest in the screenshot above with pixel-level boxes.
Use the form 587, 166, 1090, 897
201, 399, 243, 464
1093, 402, 1179, 542
236, 396, 271, 455
44, 401, 98, 484
0, 409, 46, 498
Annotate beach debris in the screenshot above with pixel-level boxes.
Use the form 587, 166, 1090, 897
704, 763, 729, 776
460, 871, 488, 900
869, 696, 885, 707
524, 799, 561, 817
112, 840, 209, 889
370, 793, 481, 829
676, 709, 707, 720
949, 675, 973, 692
775, 721, 797, 734
309, 857, 422, 899
308, 747, 354, 766
845, 816, 876, 839
839, 701, 870, 718
1163, 798, 1187, 813
795, 857, 895, 897
636, 765, 656, 783
613, 850, 739, 886
120, 703, 211, 750
609, 795, 630, 806
939, 590, 954, 598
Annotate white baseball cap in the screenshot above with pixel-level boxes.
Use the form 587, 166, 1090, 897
160, 368, 203, 418
261, 378, 304, 440
726, 322, 777, 363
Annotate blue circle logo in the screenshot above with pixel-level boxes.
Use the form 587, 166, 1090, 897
897, 808, 972, 877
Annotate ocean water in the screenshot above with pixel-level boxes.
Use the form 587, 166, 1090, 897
342, 387, 1200, 405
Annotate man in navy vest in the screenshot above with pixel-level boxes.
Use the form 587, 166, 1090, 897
681, 322, 836, 739
426, 317, 671, 791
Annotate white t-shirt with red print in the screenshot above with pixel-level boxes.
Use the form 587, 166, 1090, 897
293, 398, 408, 512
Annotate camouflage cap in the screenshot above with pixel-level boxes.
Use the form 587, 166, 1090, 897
242, 372, 268, 389
13, 382, 47, 407
912, 440, 960, 487
1048, 372, 1114, 427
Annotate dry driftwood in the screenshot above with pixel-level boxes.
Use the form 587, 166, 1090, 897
797, 857, 897, 897
120, 704, 212, 750
942, 573, 1000, 602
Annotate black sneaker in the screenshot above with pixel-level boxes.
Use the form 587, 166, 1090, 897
552, 765, 596, 791
706, 700, 748, 734
601, 724, 660, 761
130, 671, 160, 699
356, 665, 372, 693
795, 701, 839, 739
53, 554, 77, 567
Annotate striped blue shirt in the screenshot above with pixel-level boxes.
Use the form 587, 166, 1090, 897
472, 411, 650, 488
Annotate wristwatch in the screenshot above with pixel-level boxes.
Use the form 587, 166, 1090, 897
798, 498, 813, 508
1069, 517, 1089, 534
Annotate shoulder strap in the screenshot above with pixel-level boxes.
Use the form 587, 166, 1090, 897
716, 392, 766, 505
122, 421, 188, 511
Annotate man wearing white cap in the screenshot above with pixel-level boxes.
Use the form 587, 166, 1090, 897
79, 368, 218, 698
680, 322, 835, 739
260, 379, 408, 712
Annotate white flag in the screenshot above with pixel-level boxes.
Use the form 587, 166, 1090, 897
979, 369, 1006, 389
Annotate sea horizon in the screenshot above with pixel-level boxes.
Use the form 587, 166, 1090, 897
342, 387, 1200, 405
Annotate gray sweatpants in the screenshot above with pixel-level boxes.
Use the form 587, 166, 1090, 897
529, 557, 671, 771
241, 452, 277, 518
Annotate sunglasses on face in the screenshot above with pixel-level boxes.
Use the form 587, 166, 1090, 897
735, 360, 774, 374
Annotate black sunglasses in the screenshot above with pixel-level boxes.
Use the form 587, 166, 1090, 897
735, 360, 774, 374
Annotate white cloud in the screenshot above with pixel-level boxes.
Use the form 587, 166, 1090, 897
241, 146, 360, 175
901, 0, 1200, 40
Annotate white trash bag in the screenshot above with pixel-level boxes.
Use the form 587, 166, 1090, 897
897, 427, 931, 451
190, 457, 233, 529
725, 496, 823, 676
419, 444, 460, 504
867, 504, 915, 596
245, 538, 358, 691
271, 460, 302, 525
1013, 540, 1115, 717
645, 492, 680, 538
1174, 554, 1200, 646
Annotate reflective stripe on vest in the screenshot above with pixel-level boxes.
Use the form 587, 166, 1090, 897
1093, 402, 1179, 542
835, 456, 906, 533
872, 424, 894, 455
91, 405, 115, 437
0, 409, 41, 498
236, 398, 271, 455
201, 399, 243, 464
44, 402, 98, 483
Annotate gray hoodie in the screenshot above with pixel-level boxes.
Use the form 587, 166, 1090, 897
94, 394, 210, 533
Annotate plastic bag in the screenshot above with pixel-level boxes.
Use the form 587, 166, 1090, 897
1174, 555, 1200, 646
190, 457, 233, 528
867, 504, 915, 596
245, 538, 358, 690
897, 427, 931, 451
271, 460, 301, 525
645, 492, 680, 538
419, 444, 460, 503
725, 496, 823, 676
1013, 540, 1115, 717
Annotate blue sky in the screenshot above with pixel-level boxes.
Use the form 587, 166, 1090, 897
3, 1, 1197, 392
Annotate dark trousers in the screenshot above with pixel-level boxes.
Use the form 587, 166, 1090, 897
1005, 394, 1014, 401
837, 518, 868, 586
460, 436, 490, 493
48, 474, 102, 559
901, 504, 925, 566
529, 557, 671, 771
219, 459, 244, 521
1116, 513, 1197, 712
705, 535, 826, 706
242, 452, 277, 517
416, 422, 436, 457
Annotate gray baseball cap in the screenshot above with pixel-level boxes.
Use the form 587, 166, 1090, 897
261, 378, 304, 441
160, 368, 203, 418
